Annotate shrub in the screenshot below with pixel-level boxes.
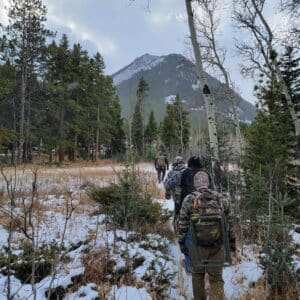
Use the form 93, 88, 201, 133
88, 167, 162, 231
0, 241, 64, 283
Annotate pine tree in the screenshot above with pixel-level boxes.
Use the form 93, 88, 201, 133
44, 34, 71, 162
144, 111, 158, 159
3, 0, 52, 162
91, 52, 105, 160
145, 111, 158, 146
110, 96, 126, 156
136, 77, 149, 118
161, 94, 190, 157
0, 61, 18, 163
131, 101, 143, 157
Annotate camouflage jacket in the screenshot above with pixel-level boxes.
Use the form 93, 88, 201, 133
178, 189, 234, 244
164, 162, 186, 194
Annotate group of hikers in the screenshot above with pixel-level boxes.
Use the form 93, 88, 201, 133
154, 152, 236, 300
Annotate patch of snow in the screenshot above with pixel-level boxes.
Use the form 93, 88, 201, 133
190, 106, 204, 111
290, 229, 300, 245
165, 95, 176, 104
0, 266, 85, 300
65, 283, 98, 300
0, 225, 8, 251
223, 246, 263, 299
154, 198, 174, 212
168, 242, 193, 300
108, 285, 152, 300
292, 255, 300, 272
113, 54, 165, 85
36, 210, 97, 247
176, 63, 184, 69
192, 80, 200, 91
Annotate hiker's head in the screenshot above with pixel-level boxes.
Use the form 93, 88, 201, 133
158, 151, 163, 156
175, 155, 184, 164
193, 171, 209, 190
188, 156, 202, 168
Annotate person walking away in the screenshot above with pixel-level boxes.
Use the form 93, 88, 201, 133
178, 171, 235, 300
154, 152, 169, 183
163, 156, 186, 232
180, 156, 214, 207
179, 156, 214, 273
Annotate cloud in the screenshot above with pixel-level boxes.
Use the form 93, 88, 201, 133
0, 0, 9, 26
45, 1, 117, 55
148, 12, 186, 25
48, 14, 117, 55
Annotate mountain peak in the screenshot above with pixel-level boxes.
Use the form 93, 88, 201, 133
112, 53, 166, 85
112, 53, 256, 124
112, 53, 190, 85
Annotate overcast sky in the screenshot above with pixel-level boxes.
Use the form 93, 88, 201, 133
0, 0, 292, 105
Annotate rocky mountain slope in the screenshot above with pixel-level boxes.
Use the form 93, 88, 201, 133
112, 53, 256, 128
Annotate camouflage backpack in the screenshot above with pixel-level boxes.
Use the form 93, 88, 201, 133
164, 169, 184, 193
156, 156, 166, 168
190, 189, 223, 246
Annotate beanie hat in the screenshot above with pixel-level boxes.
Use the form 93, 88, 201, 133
193, 171, 209, 189
188, 156, 202, 168
175, 156, 183, 163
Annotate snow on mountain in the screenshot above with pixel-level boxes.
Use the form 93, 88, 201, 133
113, 54, 166, 85
112, 52, 257, 125
192, 80, 200, 91
165, 94, 176, 104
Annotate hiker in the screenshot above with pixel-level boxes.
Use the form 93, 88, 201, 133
178, 171, 235, 300
180, 156, 214, 206
163, 156, 186, 232
154, 152, 169, 183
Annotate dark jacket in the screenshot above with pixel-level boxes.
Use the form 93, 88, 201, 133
180, 157, 214, 202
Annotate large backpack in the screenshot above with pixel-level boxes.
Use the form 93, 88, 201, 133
156, 156, 166, 168
164, 169, 184, 193
190, 189, 223, 246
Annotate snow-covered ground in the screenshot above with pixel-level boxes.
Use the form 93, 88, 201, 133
0, 162, 266, 299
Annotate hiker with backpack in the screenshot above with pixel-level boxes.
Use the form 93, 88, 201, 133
154, 152, 169, 183
180, 156, 214, 203
178, 170, 235, 300
163, 156, 186, 232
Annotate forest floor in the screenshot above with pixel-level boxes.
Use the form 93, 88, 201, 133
0, 161, 298, 299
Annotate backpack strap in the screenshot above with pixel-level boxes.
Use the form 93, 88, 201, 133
193, 192, 202, 209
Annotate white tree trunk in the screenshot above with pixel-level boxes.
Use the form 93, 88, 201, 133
275, 64, 300, 136
185, 0, 220, 164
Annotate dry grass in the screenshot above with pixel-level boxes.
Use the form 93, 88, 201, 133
238, 277, 299, 300
239, 279, 265, 300
152, 221, 175, 241
137, 170, 165, 199
81, 249, 115, 299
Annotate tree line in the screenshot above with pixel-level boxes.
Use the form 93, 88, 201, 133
130, 77, 190, 160
0, 0, 192, 165
0, 0, 126, 164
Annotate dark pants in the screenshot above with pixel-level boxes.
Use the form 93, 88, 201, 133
191, 246, 225, 300
157, 168, 166, 183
